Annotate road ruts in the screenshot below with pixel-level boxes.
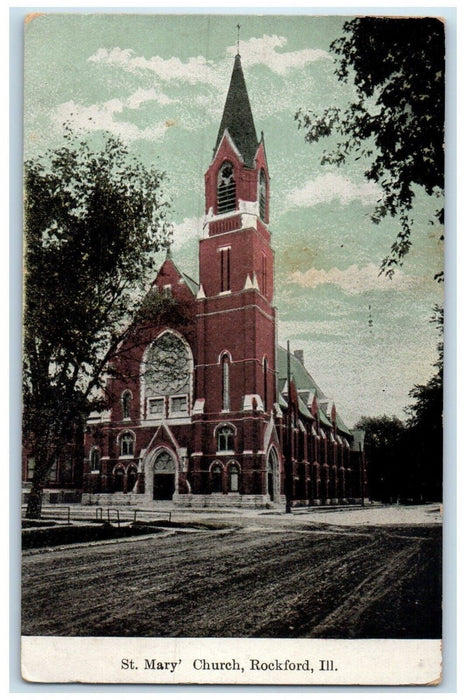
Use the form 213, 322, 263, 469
22, 524, 441, 638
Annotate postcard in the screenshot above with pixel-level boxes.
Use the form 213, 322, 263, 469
21, 12, 444, 686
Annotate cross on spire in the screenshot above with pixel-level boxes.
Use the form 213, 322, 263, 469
236, 23, 240, 55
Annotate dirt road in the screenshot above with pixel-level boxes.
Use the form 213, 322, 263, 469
22, 522, 441, 638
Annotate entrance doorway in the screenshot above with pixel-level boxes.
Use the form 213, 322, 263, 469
152, 450, 176, 500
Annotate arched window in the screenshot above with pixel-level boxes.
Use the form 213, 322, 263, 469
120, 432, 134, 457
90, 447, 101, 472
143, 331, 193, 419
211, 464, 223, 493
217, 161, 236, 213
259, 169, 267, 220
228, 463, 239, 492
222, 354, 230, 411
217, 425, 234, 452
121, 390, 132, 419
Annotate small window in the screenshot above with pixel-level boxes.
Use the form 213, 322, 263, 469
163, 284, 172, 298
170, 395, 188, 415
217, 426, 234, 452
120, 433, 134, 457
122, 390, 132, 419
262, 253, 267, 296
49, 459, 58, 482
90, 448, 101, 472
148, 397, 165, 418
27, 457, 35, 480
219, 247, 231, 293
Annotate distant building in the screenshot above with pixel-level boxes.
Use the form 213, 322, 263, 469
23, 53, 366, 507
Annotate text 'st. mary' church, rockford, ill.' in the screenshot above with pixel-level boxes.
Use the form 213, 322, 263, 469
24, 54, 367, 508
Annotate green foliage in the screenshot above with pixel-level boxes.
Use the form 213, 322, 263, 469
23, 131, 172, 512
296, 17, 445, 277
356, 307, 443, 503
355, 415, 406, 502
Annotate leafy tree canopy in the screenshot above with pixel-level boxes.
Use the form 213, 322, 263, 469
296, 17, 445, 277
23, 131, 172, 515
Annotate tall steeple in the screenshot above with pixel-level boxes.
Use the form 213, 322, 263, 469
214, 54, 258, 168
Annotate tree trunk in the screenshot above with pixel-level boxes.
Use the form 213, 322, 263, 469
25, 484, 43, 519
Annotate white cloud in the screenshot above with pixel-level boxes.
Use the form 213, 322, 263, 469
172, 216, 204, 250
88, 47, 221, 86
88, 36, 328, 88
126, 87, 175, 109
289, 264, 416, 295
52, 95, 171, 142
287, 173, 381, 209
228, 34, 330, 74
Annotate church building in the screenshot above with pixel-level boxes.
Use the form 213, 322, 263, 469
25, 53, 367, 508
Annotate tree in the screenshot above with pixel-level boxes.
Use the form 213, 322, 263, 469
355, 307, 443, 504
296, 17, 445, 278
354, 415, 405, 502
23, 132, 172, 517
402, 305, 443, 502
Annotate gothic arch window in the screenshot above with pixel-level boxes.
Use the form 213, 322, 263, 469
259, 169, 267, 221
263, 357, 268, 412
221, 354, 230, 411
228, 462, 240, 492
121, 390, 132, 419
143, 331, 193, 420
217, 161, 236, 214
90, 447, 101, 472
216, 424, 235, 453
119, 431, 134, 457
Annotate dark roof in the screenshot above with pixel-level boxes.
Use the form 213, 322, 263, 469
277, 346, 353, 435
277, 346, 325, 400
214, 54, 258, 168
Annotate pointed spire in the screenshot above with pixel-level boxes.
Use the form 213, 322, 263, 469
165, 245, 172, 260
214, 54, 258, 167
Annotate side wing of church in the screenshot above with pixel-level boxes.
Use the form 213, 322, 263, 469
24, 54, 367, 509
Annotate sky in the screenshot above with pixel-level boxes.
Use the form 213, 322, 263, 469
23, 12, 444, 427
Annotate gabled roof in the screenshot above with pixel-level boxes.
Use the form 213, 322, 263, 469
214, 54, 258, 168
159, 249, 199, 296
277, 346, 353, 435
277, 346, 325, 400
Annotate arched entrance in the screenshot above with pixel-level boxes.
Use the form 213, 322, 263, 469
152, 450, 176, 500
267, 448, 279, 501
127, 465, 138, 493
114, 467, 124, 492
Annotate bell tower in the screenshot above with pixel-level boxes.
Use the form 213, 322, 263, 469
192, 53, 278, 500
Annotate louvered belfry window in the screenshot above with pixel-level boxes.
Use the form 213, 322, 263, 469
217, 162, 236, 213
259, 169, 267, 220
